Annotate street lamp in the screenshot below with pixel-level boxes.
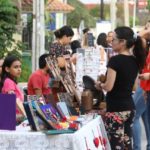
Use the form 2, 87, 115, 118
100, 0, 104, 20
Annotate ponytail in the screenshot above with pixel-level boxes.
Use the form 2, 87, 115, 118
115, 26, 147, 72
133, 36, 146, 72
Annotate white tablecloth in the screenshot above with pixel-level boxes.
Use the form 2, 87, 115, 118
0, 116, 111, 150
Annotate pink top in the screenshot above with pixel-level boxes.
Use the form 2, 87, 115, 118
2, 78, 24, 114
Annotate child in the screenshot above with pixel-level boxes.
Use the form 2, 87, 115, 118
0, 55, 26, 122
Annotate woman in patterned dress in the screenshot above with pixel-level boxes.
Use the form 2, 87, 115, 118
95, 26, 146, 150
49, 25, 74, 58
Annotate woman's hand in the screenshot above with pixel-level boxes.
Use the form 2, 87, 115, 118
16, 98, 26, 117
95, 81, 102, 90
139, 73, 150, 80
138, 28, 150, 40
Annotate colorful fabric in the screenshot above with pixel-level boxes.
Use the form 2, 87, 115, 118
104, 111, 134, 150
49, 42, 66, 57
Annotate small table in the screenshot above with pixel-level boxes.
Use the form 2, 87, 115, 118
0, 116, 110, 150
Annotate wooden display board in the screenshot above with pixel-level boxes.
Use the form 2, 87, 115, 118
46, 56, 80, 105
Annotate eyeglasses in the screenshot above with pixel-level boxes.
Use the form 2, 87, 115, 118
112, 38, 119, 42
112, 38, 124, 42
108, 35, 113, 37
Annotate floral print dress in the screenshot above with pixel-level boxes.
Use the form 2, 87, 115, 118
104, 111, 135, 150
49, 42, 66, 57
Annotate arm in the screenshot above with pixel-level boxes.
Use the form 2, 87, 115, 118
138, 28, 150, 40
132, 75, 139, 92
7, 90, 26, 117
101, 68, 116, 92
95, 68, 116, 92
16, 98, 26, 117
139, 72, 150, 80
3, 79, 26, 117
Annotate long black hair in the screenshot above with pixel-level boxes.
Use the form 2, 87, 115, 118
0, 55, 20, 92
70, 40, 81, 54
97, 32, 108, 47
115, 26, 146, 71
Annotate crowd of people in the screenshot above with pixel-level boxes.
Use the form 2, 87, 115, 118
1, 23, 150, 150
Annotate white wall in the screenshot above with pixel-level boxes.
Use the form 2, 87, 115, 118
96, 21, 111, 37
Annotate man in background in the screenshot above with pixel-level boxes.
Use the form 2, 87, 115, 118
28, 54, 51, 96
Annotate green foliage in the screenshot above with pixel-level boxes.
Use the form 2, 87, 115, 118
129, 16, 139, 27
27, 13, 33, 29
147, 0, 150, 10
0, 0, 25, 58
89, 6, 100, 19
19, 57, 31, 82
45, 30, 54, 51
89, 4, 110, 20
67, 0, 96, 28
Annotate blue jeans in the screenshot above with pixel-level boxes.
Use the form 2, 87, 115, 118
132, 86, 150, 150
147, 92, 150, 149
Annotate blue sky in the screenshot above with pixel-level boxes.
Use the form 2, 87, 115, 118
79, 0, 110, 4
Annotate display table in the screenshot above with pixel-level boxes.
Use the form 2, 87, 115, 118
0, 116, 111, 150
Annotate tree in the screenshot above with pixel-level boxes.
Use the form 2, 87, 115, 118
0, 0, 23, 58
67, 0, 96, 28
89, 4, 110, 21
147, 0, 150, 11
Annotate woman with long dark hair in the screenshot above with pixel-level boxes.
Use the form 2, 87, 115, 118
49, 25, 74, 57
95, 26, 146, 150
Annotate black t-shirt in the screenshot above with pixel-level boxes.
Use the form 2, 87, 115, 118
106, 54, 139, 112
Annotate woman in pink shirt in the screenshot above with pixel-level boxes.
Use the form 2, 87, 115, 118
0, 55, 26, 121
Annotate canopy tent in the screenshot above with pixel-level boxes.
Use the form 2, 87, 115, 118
22, 0, 74, 13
